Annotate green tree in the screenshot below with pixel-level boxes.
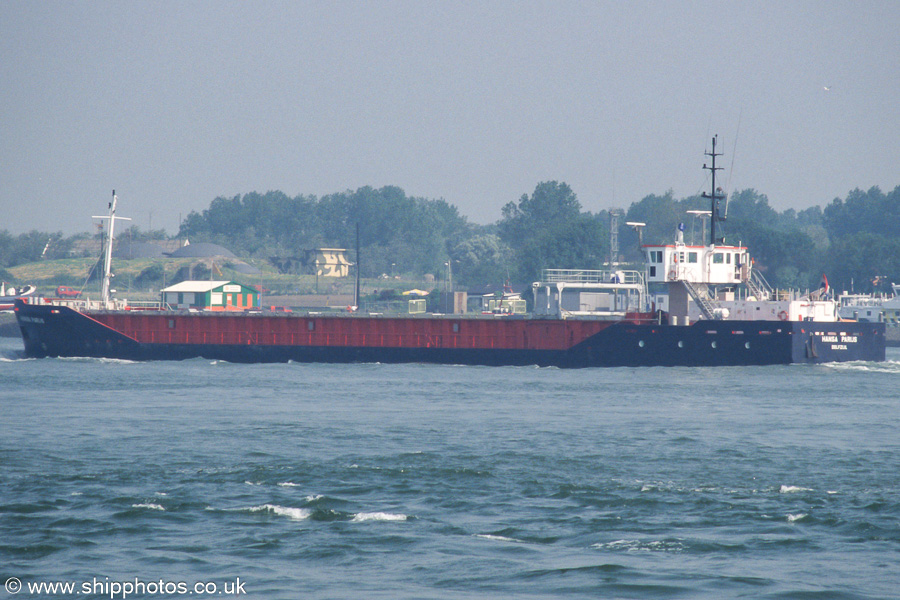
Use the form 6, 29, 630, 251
450, 233, 513, 286
825, 232, 900, 293
179, 186, 470, 280
498, 181, 581, 243
515, 214, 606, 278
823, 186, 900, 241
498, 182, 606, 281
624, 191, 709, 247
0, 230, 60, 267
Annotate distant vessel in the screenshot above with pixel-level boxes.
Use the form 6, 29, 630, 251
838, 283, 900, 346
13, 143, 885, 366
1, 282, 37, 312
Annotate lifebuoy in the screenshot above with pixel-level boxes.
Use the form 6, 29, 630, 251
668, 269, 677, 280
778, 310, 788, 321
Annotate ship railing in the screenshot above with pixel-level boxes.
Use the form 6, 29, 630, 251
126, 300, 166, 311
26, 296, 91, 309
747, 269, 774, 300
541, 269, 644, 285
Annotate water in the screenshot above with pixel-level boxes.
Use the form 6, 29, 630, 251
2, 336, 899, 599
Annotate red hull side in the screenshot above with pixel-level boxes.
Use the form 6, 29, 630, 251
93, 312, 649, 351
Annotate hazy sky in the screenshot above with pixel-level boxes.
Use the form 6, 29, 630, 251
2, 1, 898, 235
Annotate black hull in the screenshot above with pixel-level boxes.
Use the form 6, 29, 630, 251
14, 301, 886, 367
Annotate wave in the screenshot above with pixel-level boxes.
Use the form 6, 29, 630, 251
131, 503, 165, 511
823, 359, 900, 373
350, 512, 409, 522
474, 533, 522, 543
58, 356, 138, 365
635, 480, 746, 495
592, 539, 684, 553
779, 485, 813, 494
247, 504, 312, 521
0, 355, 32, 362
786, 513, 808, 522
276, 481, 300, 487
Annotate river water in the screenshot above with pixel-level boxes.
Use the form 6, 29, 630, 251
1, 337, 898, 599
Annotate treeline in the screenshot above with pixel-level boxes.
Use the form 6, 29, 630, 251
178, 186, 472, 280
3, 183, 899, 294
177, 181, 900, 293
0, 230, 74, 280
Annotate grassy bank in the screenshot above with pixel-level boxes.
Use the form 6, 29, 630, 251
7, 258, 435, 305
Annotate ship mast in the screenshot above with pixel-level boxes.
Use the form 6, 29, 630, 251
354, 222, 361, 310
92, 190, 130, 308
701, 135, 726, 246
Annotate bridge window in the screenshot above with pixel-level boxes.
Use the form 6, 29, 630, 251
688, 252, 698, 263
713, 253, 724, 264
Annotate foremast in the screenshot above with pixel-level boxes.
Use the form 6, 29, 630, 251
92, 190, 130, 309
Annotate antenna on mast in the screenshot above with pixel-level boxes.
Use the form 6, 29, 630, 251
701, 136, 726, 246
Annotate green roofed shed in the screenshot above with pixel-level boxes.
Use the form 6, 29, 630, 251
161, 280, 259, 311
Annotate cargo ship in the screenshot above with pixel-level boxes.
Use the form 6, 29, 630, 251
13, 140, 886, 366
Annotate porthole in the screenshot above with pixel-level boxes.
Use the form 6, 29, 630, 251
638, 340, 645, 348
744, 341, 751, 349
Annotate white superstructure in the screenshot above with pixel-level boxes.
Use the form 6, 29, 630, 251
644, 241, 749, 286
639, 136, 842, 325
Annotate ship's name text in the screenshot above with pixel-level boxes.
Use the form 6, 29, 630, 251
820, 335, 857, 344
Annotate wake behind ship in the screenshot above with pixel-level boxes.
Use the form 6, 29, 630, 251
13, 143, 886, 367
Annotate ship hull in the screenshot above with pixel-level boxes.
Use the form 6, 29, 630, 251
13, 301, 885, 367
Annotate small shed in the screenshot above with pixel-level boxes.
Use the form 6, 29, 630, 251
161, 280, 259, 311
